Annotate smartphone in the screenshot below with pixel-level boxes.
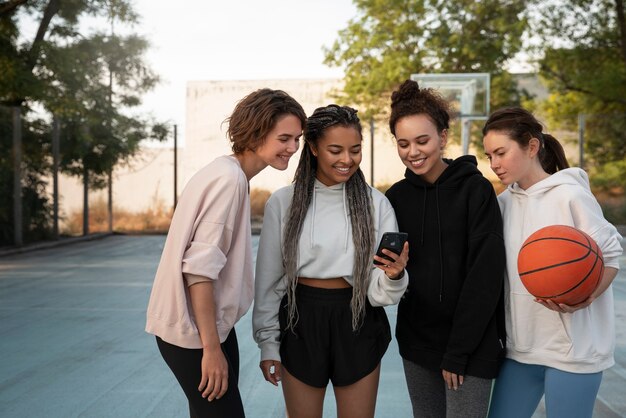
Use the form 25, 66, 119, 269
373, 232, 408, 265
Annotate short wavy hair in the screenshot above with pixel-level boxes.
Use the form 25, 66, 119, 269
225, 88, 306, 154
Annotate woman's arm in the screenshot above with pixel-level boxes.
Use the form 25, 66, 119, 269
188, 281, 229, 402
367, 201, 409, 306
252, 197, 288, 385
442, 179, 505, 380
537, 267, 618, 313
539, 184, 623, 313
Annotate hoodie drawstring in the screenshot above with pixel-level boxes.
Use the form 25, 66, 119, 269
420, 186, 427, 246
310, 186, 316, 249
342, 185, 349, 251
436, 184, 444, 302
310, 183, 350, 252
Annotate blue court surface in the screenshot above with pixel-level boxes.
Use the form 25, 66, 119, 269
1, 235, 625, 417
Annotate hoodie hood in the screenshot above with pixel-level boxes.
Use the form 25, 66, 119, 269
508, 167, 591, 197
311, 179, 349, 250
404, 155, 482, 188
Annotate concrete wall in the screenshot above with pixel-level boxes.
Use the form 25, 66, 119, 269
52, 77, 519, 230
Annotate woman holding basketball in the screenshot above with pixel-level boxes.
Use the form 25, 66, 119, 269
385, 79, 506, 418
482, 107, 623, 418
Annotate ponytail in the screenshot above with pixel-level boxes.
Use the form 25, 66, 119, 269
540, 133, 569, 174
483, 107, 570, 174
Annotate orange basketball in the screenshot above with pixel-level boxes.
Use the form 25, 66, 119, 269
517, 225, 604, 305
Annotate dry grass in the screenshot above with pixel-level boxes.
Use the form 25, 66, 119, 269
62, 188, 273, 235
62, 197, 173, 235
250, 188, 271, 222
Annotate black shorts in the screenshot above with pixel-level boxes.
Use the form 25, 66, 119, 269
279, 284, 391, 388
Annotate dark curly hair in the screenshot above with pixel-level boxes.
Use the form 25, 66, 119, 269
389, 79, 451, 136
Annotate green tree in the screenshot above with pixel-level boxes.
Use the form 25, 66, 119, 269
0, 0, 166, 245
324, 0, 530, 119
533, 0, 626, 189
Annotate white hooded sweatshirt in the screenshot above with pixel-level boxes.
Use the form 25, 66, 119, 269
498, 168, 623, 373
253, 179, 409, 362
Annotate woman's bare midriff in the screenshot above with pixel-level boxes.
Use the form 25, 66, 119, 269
297, 277, 351, 289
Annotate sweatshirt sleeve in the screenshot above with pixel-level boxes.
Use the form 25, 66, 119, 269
181, 173, 242, 281
570, 188, 623, 270
442, 178, 505, 375
252, 199, 287, 362
367, 196, 409, 307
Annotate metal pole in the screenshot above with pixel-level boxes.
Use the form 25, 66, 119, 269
461, 118, 471, 155
174, 124, 178, 209
83, 165, 89, 236
369, 119, 374, 186
107, 170, 113, 233
578, 114, 585, 170
12, 106, 23, 246
52, 117, 60, 239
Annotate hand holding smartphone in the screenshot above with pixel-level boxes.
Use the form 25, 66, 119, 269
373, 232, 409, 265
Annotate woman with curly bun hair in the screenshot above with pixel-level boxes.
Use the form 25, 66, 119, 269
385, 80, 506, 417
253, 104, 409, 417
146, 88, 306, 418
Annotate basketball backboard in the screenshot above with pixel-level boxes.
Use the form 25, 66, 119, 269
410, 73, 490, 118
410, 73, 490, 154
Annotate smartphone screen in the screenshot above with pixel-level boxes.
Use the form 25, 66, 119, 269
373, 232, 408, 265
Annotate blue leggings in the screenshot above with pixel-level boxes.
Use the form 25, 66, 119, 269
488, 359, 602, 418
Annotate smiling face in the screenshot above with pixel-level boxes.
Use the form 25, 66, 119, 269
394, 113, 448, 184
310, 125, 362, 186
254, 114, 302, 171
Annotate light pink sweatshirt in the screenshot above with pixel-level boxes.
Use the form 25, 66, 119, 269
145, 155, 254, 348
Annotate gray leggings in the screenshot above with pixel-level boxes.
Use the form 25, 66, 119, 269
403, 359, 493, 418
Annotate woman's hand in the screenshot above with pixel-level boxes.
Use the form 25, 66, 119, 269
535, 267, 618, 313
374, 241, 409, 280
535, 296, 594, 313
199, 347, 229, 401
442, 369, 464, 390
260, 359, 282, 386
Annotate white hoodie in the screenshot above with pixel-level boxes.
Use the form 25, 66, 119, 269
253, 179, 409, 362
498, 168, 623, 373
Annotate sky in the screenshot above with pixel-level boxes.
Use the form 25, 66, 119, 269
132, 0, 358, 137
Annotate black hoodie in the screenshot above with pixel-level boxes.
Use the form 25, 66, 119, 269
386, 155, 506, 378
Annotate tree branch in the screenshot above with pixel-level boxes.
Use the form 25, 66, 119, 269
26, 0, 60, 71
543, 65, 626, 105
0, 0, 28, 18
615, 0, 626, 65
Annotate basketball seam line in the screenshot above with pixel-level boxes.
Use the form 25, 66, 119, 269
528, 254, 604, 299
520, 236, 600, 258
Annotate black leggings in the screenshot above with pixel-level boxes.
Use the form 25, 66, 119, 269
156, 330, 245, 418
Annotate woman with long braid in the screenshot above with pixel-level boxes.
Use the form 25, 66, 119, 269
253, 104, 409, 418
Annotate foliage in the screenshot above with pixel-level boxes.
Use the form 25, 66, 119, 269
41, 31, 166, 187
324, 0, 530, 119
532, 0, 626, 189
0, 107, 53, 245
0, 0, 167, 244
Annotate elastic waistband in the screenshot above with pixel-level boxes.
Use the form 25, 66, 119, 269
295, 283, 353, 303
